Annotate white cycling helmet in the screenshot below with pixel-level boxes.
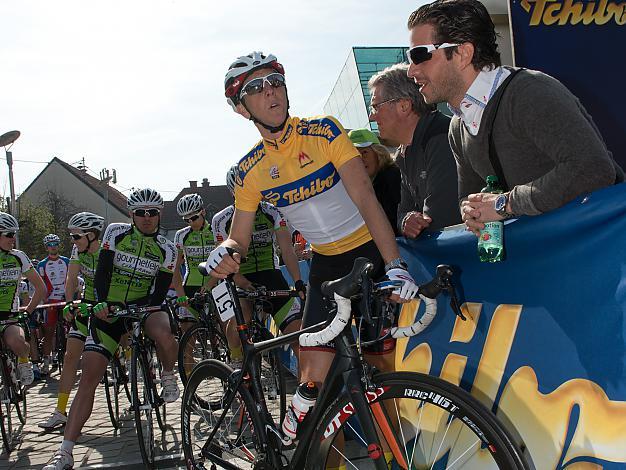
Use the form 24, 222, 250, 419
43, 233, 61, 245
176, 193, 204, 217
0, 212, 19, 232
226, 164, 239, 195
224, 51, 285, 109
68, 212, 105, 231
127, 188, 164, 210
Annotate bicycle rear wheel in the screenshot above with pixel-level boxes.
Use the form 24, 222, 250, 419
177, 322, 229, 385
131, 347, 155, 468
306, 371, 528, 470
0, 366, 14, 453
181, 359, 268, 470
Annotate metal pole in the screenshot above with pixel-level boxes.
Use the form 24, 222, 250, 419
6, 150, 19, 248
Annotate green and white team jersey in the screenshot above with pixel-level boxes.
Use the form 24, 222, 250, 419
70, 245, 100, 302
173, 221, 215, 287
0, 249, 34, 313
100, 223, 177, 304
212, 201, 288, 275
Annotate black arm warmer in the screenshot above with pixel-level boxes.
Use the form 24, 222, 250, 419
149, 270, 173, 307
94, 249, 115, 302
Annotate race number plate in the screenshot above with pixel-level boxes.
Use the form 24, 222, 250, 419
212, 281, 235, 322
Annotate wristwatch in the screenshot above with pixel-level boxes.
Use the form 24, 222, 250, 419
384, 257, 408, 272
494, 193, 515, 219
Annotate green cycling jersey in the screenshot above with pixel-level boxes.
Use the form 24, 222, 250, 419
173, 220, 215, 287
0, 249, 34, 313
70, 245, 100, 302
99, 223, 177, 304
212, 201, 287, 275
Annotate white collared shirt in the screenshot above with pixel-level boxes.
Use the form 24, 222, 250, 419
448, 66, 511, 135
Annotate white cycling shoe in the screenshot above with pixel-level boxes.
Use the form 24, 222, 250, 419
17, 362, 34, 386
38, 409, 68, 430
161, 372, 180, 403
42, 449, 74, 469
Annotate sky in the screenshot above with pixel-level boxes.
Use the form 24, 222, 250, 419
1, 0, 427, 201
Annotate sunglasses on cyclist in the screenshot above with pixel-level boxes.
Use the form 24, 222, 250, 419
183, 213, 202, 223
133, 208, 161, 218
239, 73, 286, 99
0, 231, 16, 238
406, 43, 460, 66
70, 232, 89, 240
46, 242, 60, 247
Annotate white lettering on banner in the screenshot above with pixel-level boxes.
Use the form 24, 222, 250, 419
114, 252, 160, 276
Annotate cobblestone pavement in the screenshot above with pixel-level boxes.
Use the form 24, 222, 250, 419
0, 364, 185, 469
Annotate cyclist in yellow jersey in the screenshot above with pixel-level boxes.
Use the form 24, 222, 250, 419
207, 52, 420, 401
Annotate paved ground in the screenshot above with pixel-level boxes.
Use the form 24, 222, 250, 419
0, 364, 185, 470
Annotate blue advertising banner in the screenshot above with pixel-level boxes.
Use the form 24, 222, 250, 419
508, 0, 626, 168
397, 182, 626, 468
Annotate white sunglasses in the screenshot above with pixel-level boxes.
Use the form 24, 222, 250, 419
406, 43, 460, 65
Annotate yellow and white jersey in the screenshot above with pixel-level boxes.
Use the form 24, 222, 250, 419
234, 115, 372, 256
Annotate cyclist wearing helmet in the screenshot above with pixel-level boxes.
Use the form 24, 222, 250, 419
44, 189, 179, 470
0, 212, 47, 386
172, 193, 216, 320
38, 212, 104, 430
213, 165, 304, 366
37, 233, 69, 376
207, 52, 419, 432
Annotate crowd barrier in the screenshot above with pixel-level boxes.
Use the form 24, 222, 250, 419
281, 182, 626, 468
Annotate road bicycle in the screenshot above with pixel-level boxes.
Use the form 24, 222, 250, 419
102, 343, 132, 429
0, 315, 29, 454
96, 304, 172, 468
181, 258, 528, 469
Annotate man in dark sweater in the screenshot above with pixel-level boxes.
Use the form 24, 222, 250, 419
406, 0, 623, 235
369, 63, 461, 238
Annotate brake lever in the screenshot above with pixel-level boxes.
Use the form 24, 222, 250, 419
435, 265, 466, 321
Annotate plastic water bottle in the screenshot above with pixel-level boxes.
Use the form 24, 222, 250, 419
282, 382, 318, 443
478, 175, 504, 263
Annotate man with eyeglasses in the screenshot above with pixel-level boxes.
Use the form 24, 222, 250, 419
406, 0, 623, 232
206, 52, 419, 456
44, 188, 179, 470
0, 212, 46, 386
37, 233, 70, 376
38, 212, 104, 430
369, 64, 460, 237
172, 193, 217, 351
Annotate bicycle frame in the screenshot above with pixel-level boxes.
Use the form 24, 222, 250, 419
200, 277, 392, 470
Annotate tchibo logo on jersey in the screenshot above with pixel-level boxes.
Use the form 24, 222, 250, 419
114, 252, 160, 276
261, 162, 339, 207
297, 118, 340, 143
238, 143, 266, 182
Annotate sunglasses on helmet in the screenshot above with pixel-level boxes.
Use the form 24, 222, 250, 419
133, 208, 161, 218
1, 231, 16, 238
406, 43, 460, 66
239, 73, 286, 99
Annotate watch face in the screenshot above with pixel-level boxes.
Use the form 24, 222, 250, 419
494, 194, 507, 212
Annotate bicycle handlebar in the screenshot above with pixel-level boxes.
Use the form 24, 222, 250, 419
299, 259, 463, 348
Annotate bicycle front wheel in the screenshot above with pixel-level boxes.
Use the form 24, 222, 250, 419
131, 347, 155, 468
306, 371, 527, 470
181, 359, 268, 470
103, 359, 121, 429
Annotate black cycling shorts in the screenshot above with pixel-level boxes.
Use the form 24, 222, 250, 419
302, 240, 396, 355
244, 269, 302, 332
